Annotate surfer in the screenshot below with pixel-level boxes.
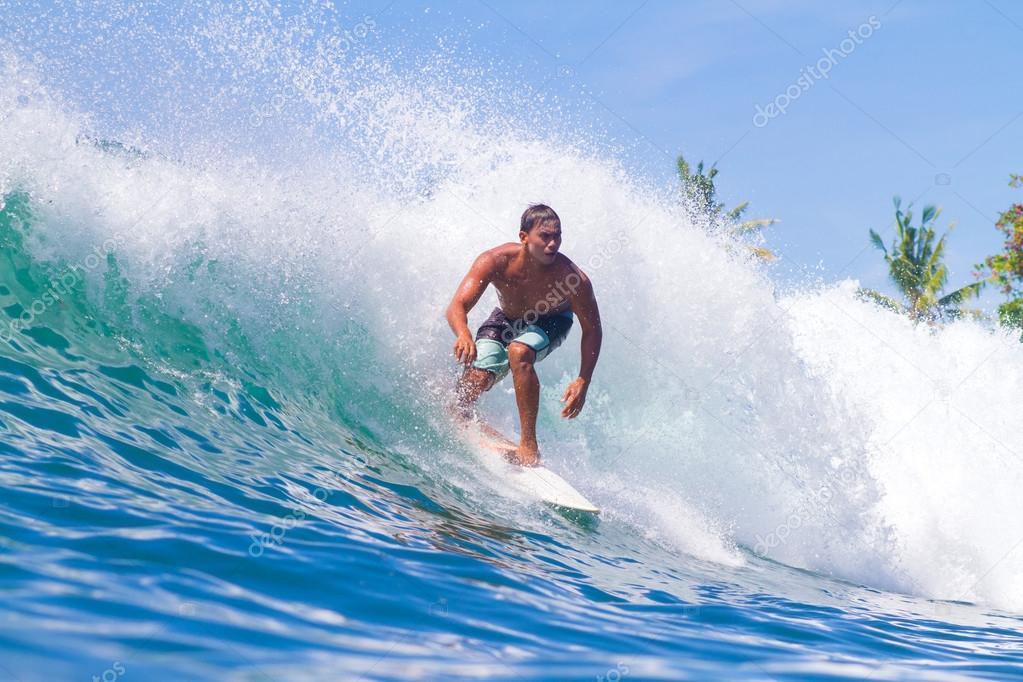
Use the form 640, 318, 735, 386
446, 204, 602, 466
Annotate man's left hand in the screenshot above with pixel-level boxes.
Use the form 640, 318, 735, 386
561, 377, 589, 419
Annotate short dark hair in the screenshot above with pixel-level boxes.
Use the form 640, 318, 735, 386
520, 204, 560, 234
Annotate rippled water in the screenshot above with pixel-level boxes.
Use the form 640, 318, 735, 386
3, 326, 1023, 680
3, 329, 1021, 681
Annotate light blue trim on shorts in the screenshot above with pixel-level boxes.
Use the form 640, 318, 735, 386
472, 325, 553, 381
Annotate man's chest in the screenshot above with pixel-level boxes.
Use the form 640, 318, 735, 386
492, 273, 571, 308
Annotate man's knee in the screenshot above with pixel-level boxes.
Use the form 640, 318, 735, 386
477, 368, 498, 391
507, 342, 536, 370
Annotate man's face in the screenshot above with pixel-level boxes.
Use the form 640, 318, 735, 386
520, 221, 562, 266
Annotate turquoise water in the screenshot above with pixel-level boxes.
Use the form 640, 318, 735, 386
3, 4, 1023, 679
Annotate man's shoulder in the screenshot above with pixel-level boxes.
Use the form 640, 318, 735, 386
488, 242, 520, 256
554, 253, 587, 279
477, 243, 518, 271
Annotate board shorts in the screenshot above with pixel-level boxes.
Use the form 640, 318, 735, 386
472, 306, 573, 382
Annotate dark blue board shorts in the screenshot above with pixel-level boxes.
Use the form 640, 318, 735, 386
472, 307, 573, 381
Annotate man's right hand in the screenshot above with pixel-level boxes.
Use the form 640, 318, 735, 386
454, 332, 477, 366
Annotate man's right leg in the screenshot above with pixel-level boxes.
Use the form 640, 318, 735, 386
451, 366, 497, 420
452, 335, 508, 420
451, 367, 516, 447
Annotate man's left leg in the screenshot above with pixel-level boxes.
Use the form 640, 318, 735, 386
507, 341, 540, 466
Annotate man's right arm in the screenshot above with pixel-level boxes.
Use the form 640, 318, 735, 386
446, 251, 496, 365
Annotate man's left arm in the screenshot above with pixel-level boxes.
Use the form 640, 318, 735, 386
562, 272, 601, 419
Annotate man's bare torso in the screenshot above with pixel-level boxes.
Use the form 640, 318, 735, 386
485, 243, 577, 319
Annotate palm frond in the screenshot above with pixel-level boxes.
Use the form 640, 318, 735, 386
727, 201, 749, 222
869, 229, 887, 254
734, 217, 777, 232
954, 307, 989, 322
856, 288, 903, 313
937, 281, 984, 307
922, 262, 947, 299
746, 245, 777, 261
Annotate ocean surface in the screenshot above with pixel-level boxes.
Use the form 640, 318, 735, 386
2, 3, 1023, 680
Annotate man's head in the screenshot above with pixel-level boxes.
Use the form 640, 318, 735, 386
519, 204, 562, 266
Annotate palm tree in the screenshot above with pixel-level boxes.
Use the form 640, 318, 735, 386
975, 174, 1023, 334
677, 154, 778, 260
860, 197, 983, 321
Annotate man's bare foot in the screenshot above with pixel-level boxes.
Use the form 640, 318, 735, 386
503, 444, 540, 467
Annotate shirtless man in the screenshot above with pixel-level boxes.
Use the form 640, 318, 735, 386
446, 204, 602, 466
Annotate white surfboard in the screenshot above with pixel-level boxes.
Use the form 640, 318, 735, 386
464, 425, 600, 514
500, 462, 601, 513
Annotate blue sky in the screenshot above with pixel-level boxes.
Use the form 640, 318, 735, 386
363, 0, 1023, 307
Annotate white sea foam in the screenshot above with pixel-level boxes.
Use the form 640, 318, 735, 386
783, 281, 1023, 609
